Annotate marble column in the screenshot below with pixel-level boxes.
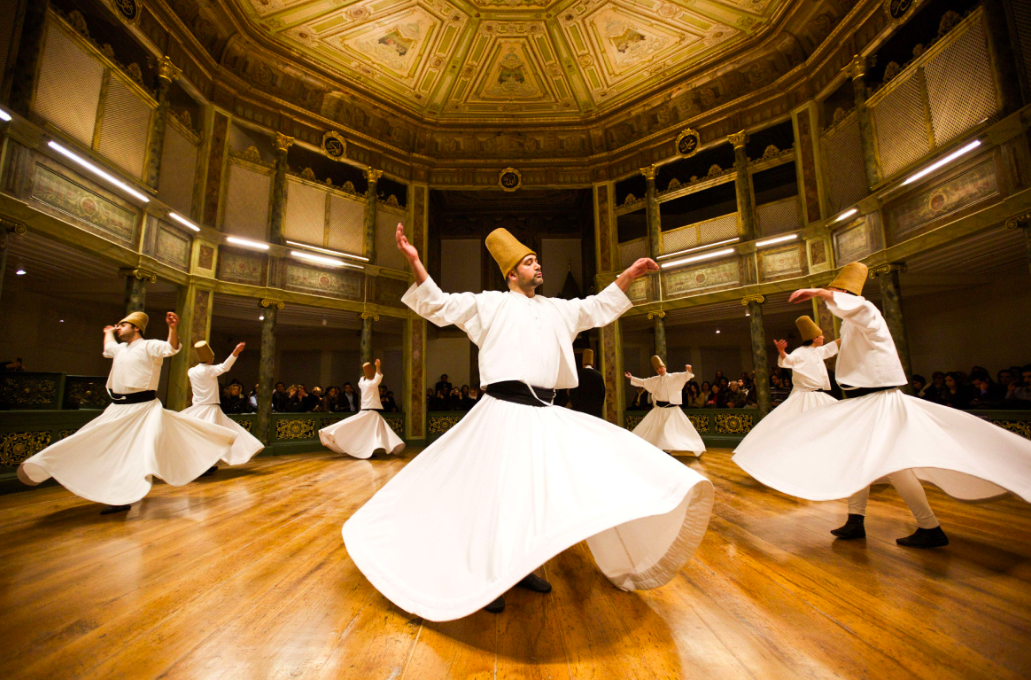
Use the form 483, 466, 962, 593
364, 169, 382, 262
872, 264, 912, 380
255, 300, 282, 446
7, 0, 48, 116
651, 313, 667, 365
166, 283, 211, 411
144, 57, 182, 190
729, 131, 755, 242
269, 134, 294, 245
121, 268, 155, 315
982, 0, 1024, 116
641, 164, 666, 361
599, 318, 624, 425
743, 295, 772, 416
360, 314, 374, 364
1006, 213, 1031, 276
0, 220, 26, 309
847, 55, 880, 191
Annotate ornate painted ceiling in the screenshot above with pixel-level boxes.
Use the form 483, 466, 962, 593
227, 0, 790, 121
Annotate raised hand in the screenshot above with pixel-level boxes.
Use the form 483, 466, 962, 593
685, 364, 692, 373
166, 311, 179, 328
233, 342, 246, 356
396, 222, 418, 262
375, 358, 381, 368
789, 288, 822, 304
774, 339, 788, 352
624, 371, 633, 380
103, 325, 115, 333
627, 257, 659, 279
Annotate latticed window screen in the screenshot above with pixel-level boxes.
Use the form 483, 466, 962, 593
1014, 1, 1031, 98
756, 197, 800, 236
376, 208, 406, 271
924, 18, 998, 148
223, 162, 271, 241
660, 213, 738, 255
619, 238, 647, 269
157, 124, 198, 216
97, 76, 152, 180
33, 24, 103, 147
284, 179, 327, 246
820, 115, 867, 213
327, 194, 365, 256
872, 73, 930, 178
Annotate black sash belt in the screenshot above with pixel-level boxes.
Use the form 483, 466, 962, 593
108, 389, 157, 404
654, 400, 680, 409
485, 381, 556, 407
842, 385, 898, 398
361, 408, 383, 412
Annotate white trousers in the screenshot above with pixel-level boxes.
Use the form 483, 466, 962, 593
847, 469, 939, 529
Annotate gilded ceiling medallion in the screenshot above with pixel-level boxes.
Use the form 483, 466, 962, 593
113, 0, 142, 25
322, 131, 348, 161
675, 128, 700, 158
884, 0, 917, 25
499, 167, 522, 192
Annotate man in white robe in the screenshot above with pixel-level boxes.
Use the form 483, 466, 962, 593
341, 225, 714, 620
180, 341, 264, 468
18, 312, 236, 514
734, 262, 1031, 548
319, 359, 405, 458
625, 356, 705, 455
732, 316, 839, 450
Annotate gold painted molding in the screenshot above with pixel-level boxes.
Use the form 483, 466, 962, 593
741, 294, 766, 305
639, 165, 657, 181
869, 263, 907, 276
0, 218, 27, 235
260, 299, 285, 310
1005, 212, 1031, 230
157, 56, 182, 83
845, 54, 867, 80
728, 131, 747, 149
365, 168, 383, 183
274, 133, 295, 153
646, 310, 666, 320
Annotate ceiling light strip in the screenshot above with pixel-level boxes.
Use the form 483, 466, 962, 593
755, 234, 798, 248
902, 139, 982, 186
657, 237, 740, 261
285, 240, 368, 262
47, 141, 150, 203
226, 236, 270, 251
660, 247, 737, 269
168, 212, 201, 232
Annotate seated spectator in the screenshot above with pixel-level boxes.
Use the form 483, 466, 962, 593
303, 386, 323, 412
434, 389, 448, 410
323, 386, 345, 412
448, 387, 463, 411
284, 385, 305, 412
340, 383, 359, 412
248, 385, 258, 411
459, 385, 477, 411
1006, 365, 1031, 405
705, 384, 721, 408
685, 383, 706, 409
380, 385, 399, 412
997, 369, 1016, 390
713, 370, 725, 385
941, 372, 973, 409
769, 374, 790, 406
272, 382, 289, 412
970, 375, 1005, 409
222, 383, 251, 414
910, 374, 927, 397
724, 381, 747, 408
386, 390, 401, 412
630, 385, 651, 409
435, 374, 452, 396
921, 372, 947, 403
744, 388, 758, 409
698, 381, 712, 406
426, 388, 435, 410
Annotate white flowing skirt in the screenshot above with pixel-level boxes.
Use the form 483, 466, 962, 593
631, 406, 706, 455
17, 400, 237, 506
342, 394, 714, 621
733, 389, 837, 454
733, 389, 1031, 502
319, 410, 405, 459
180, 403, 264, 465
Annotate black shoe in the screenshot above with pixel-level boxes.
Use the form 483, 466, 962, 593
100, 504, 131, 515
201, 466, 218, 477
484, 596, 505, 613
896, 526, 949, 548
831, 514, 866, 540
516, 573, 552, 594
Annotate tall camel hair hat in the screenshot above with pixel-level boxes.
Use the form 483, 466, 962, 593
485, 228, 535, 277
651, 355, 665, 372
362, 362, 376, 380
118, 311, 149, 334
795, 316, 823, 342
583, 349, 594, 367
194, 340, 215, 363
828, 261, 869, 296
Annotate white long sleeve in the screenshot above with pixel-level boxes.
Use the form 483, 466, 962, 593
826, 292, 907, 388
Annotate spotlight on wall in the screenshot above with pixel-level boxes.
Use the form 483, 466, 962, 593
168, 212, 201, 232
285, 240, 368, 262
716, 329, 721, 334
834, 208, 858, 223
259, 315, 265, 321
660, 247, 736, 269
15, 269, 26, 275
47, 141, 150, 203
755, 234, 798, 249
0, 108, 11, 122
226, 236, 270, 251
902, 139, 981, 186
657, 237, 740, 261
290, 250, 364, 270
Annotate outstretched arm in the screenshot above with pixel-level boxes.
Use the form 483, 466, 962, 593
375, 358, 382, 376
103, 325, 118, 356
614, 258, 659, 293
396, 223, 428, 285
166, 312, 180, 350
215, 343, 245, 376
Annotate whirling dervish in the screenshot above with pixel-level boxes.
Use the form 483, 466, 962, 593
180, 340, 264, 468
625, 356, 705, 456
319, 358, 405, 459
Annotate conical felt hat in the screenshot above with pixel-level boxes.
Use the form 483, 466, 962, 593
795, 315, 823, 341
485, 228, 535, 277
828, 262, 868, 296
194, 340, 215, 363
651, 355, 665, 372
582, 349, 594, 367
362, 362, 376, 380
119, 311, 149, 334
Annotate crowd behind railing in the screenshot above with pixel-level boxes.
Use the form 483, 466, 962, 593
216, 380, 402, 415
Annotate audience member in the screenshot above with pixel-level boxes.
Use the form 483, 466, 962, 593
435, 374, 452, 396
341, 383, 359, 412
222, 383, 251, 414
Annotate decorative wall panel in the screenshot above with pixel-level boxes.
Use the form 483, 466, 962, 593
284, 263, 363, 299
924, 17, 998, 148
664, 258, 741, 296
96, 76, 153, 180
872, 72, 930, 178
222, 160, 271, 241
155, 224, 191, 270
376, 207, 407, 271
833, 219, 873, 263
158, 123, 199, 217
33, 23, 103, 147
757, 242, 807, 281
755, 197, 800, 236
820, 114, 867, 213
618, 238, 647, 269
328, 193, 365, 256
30, 163, 138, 243
284, 178, 327, 246
661, 213, 738, 255
795, 108, 822, 223
217, 249, 267, 285
886, 159, 999, 241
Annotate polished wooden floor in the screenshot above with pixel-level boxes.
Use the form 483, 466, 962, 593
2, 448, 1030, 680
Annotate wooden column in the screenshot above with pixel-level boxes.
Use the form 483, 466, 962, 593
166, 283, 212, 411
729, 131, 755, 242
871, 263, 912, 379
144, 57, 182, 190
255, 299, 283, 445
847, 55, 881, 190
364, 169, 382, 263
7, 0, 48, 115
982, 0, 1025, 115
268, 134, 293, 245
120, 268, 155, 315
406, 183, 429, 441
743, 295, 772, 416
1006, 212, 1031, 277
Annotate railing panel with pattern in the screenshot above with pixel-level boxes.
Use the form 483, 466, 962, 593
660, 213, 739, 255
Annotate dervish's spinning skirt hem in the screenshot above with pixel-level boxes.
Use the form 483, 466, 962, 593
180, 403, 264, 465
342, 394, 714, 621
17, 400, 236, 506
631, 406, 706, 455
320, 410, 405, 459
733, 389, 1031, 503
733, 389, 837, 453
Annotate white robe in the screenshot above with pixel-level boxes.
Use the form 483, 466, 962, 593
319, 371, 405, 459
342, 277, 714, 621
734, 343, 840, 451
629, 371, 706, 455
180, 353, 264, 466
734, 292, 1031, 503
18, 338, 237, 505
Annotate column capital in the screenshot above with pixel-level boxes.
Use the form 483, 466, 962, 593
157, 56, 182, 83
646, 309, 666, 320
1005, 211, 1031, 230
728, 131, 747, 149
365, 168, 383, 183
273, 133, 294, 154
260, 298, 285, 310
361, 311, 380, 321
119, 267, 157, 283
741, 294, 765, 305
639, 165, 657, 181
0, 218, 27, 235
870, 263, 907, 277
845, 54, 867, 80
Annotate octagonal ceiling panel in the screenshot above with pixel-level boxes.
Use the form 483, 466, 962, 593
228, 0, 790, 120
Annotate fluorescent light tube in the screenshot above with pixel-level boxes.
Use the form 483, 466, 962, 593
657, 237, 740, 261
660, 247, 736, 269
168, 212, 201, 232
902, 140, 981, 186
0, 108, 11, 122
834, 208, 858, 223
755, 234, 798, 248
226, 236, 270, 251
290, 250, 363, 270
285, 240, 368, 261
48, 141, 150, 203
